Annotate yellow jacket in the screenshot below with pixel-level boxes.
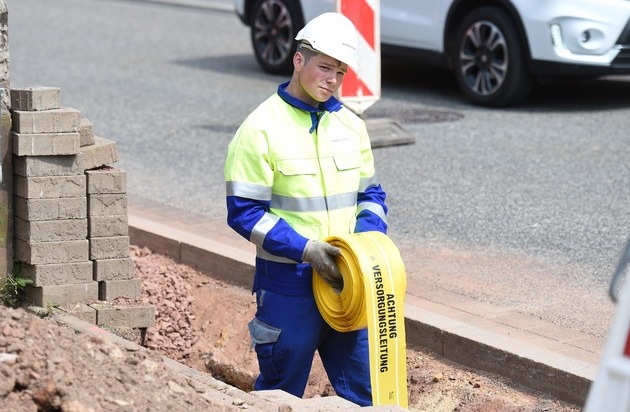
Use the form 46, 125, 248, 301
225, 82, 387, 295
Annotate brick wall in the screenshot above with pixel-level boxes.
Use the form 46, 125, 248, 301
9, 86, 154, 329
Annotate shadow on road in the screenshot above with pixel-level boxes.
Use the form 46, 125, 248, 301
380, 58, 630, 113
172, 54, 281, 80
176, 53, 630, 113
521, 77, 630, 112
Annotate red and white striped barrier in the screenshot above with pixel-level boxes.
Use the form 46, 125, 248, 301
337, 0, 380, 115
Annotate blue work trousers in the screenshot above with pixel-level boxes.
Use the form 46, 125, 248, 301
248, 289, 372, 406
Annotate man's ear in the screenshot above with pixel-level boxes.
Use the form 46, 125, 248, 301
293, 51, 305, 71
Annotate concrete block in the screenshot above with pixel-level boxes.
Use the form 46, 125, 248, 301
88, 193, 128, 216
98, 278, 142, 301
12, 131, 80, 156
181, 242, 253, 290
55, 304, 98, 324
14, 175, 86, 199
12, 107, 81, 133
249, 389, 300, 403
13, 154, 83, 177
20, 261, 93, 286
14, 196, 87, 221
90, 236, 130, 260
128, 225, 181, 261
25, 281, 98, 307
404, 316, 444, 356
14, 238, 89, 265
10, 87, 61, 111
93, 257, 135, 281
250, 389, 372, 410
89, 215, 128, 237
79, 118, 95, 147
85, 167, 127, 194
14, 216, 87, 242
91, 302, 155, 328
78, 136, 118, 170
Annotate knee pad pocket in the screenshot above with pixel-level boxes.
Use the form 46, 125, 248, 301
248, 317, 282, 380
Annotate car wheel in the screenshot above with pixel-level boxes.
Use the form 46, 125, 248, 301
453, 6, 532, 106
250, 0, 304, 75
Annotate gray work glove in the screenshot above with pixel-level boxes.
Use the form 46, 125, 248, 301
302, 240, 343, 290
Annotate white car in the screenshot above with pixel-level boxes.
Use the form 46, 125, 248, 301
234, 0, 630, 106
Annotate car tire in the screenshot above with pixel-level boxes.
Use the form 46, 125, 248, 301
249, 0, 304, 75
452, 6, 533, 106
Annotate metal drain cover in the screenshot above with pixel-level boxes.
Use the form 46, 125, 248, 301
366, 117, 415, 148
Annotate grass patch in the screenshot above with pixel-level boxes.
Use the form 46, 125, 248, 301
0, 262, 33, 308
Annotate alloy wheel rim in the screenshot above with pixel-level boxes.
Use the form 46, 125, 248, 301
459, 20, 508, 96
253, 0, 294, 66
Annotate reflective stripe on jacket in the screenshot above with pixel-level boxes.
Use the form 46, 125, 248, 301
225, 82, 388, 295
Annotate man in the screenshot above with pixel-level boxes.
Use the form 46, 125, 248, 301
224, 12, 388, 406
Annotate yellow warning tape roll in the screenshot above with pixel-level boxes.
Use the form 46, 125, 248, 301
313, 231, 408, 409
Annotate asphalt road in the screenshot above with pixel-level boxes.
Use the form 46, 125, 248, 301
7, 0, 630, 350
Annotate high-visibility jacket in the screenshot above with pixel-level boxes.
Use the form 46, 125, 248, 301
225, 82, 388, 296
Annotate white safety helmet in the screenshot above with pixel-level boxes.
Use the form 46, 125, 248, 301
295, 12, 359, 69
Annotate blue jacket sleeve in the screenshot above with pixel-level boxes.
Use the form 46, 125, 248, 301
226, 195, 308, 262
355, 184, 388, 234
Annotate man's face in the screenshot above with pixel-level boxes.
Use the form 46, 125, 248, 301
296, 52, 348, 106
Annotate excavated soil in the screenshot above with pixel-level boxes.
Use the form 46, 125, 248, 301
0, 245, 582, 411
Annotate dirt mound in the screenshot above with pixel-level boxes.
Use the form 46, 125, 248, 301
0, 305, 221, 412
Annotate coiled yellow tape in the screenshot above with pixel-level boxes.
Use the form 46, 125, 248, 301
313, 231, 408, 408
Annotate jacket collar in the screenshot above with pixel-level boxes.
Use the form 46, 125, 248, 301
277, 81, 343, 133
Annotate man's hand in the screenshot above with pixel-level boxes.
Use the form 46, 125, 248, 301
302, 240, 343, 290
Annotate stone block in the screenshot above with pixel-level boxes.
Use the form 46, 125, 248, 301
25, 281, 98, 307
14, 217, 87, 242
89, 215, 128, 237
85, 167, 126, 194
14, 175, 86, 199
10, 87, 61, 111
14, 196, 87, 221
13, 154, 83, 177
78, 136, 118, 170
20, 261, 93, 286
14, 238, 89, 265
79, 118, 95, 147
91, 302, 155, 328
93, 257, 135, 281
90, 236, 130, 260
56, 303, 97, 324
128, 225, 181, 261
13, 131, 80, 156
98, 278, 142, 301
88, 193, 127, 216
12, 107, 81, 133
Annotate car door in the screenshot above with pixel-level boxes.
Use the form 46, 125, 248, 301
380, 0, 452, 52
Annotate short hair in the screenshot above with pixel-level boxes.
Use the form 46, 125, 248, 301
297, 41, 319, 63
